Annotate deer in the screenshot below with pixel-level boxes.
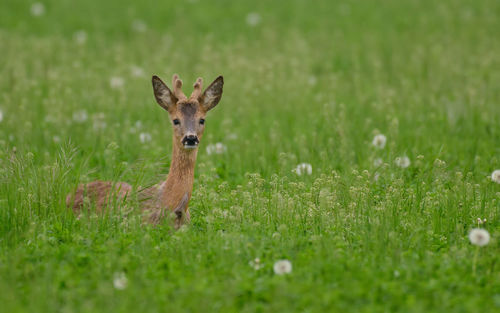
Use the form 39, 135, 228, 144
66, 74, 224, 228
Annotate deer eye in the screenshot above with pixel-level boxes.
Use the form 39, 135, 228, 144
173, 119, 180, 125
199, 119, 205, 125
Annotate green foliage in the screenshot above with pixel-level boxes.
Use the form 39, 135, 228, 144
0, 0, 499, 312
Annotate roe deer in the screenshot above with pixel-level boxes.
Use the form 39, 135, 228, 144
66, 74, 224, 228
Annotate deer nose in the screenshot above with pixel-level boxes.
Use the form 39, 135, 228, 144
182, 135, 199, 147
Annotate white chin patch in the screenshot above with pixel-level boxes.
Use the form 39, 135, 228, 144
184, 144, 198, 150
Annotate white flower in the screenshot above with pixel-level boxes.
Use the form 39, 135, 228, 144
246, 12, 261, 27
294, 163, 312, 176
395, 156, 411, 168
30, 3, 45, 17
113, 272, 128, 290
206, 142, 227, 155
130, 65, 145, 78
249, 258, 263, 270
131, 20, 147, 33
469, 228, 490, 247
139, 132, 152, 143
72, 110, 88, 123
373, 158, 383, 167
491, 170, 500, 184
110, 76, 125, 89
73, 30, 87, 45
0, 109, 3, 123
273, 260, 292, 275
372, 134, 387, 149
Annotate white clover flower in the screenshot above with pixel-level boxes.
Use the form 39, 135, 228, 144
131, 19, 147, 33
72, 110, 88, 123
294, 163, 312, 176
139, 132, 152, 143
249, 258, 263, 270
0, 109, 3, 123
491, 170, 500, 184
206, 142, 227, 155
273, 259, 292, 275
30, 3, 45, 16
373, 158, 383, 167
110, 76, 125, 89
395, 156, 411, 168
246, 12, 261, 27
372, 134, 387, 149
469, 228, 490, 247
113, 272, 128, 290
73, 30, 87, 45
130, 65, 145, 78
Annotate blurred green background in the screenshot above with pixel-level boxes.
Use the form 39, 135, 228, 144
0, 0, 499, 312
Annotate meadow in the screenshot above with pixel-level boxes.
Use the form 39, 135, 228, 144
0, 0, 499, 312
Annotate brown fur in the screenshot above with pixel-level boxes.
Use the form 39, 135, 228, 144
66, 74, 223, 227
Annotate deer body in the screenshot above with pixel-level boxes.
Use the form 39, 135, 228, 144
67, 74, 224, 227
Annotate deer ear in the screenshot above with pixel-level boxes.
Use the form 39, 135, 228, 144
152, 75, 177, 112
200, 76, 223, 112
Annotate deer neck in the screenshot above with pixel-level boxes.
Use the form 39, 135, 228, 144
161, 140, 198, 208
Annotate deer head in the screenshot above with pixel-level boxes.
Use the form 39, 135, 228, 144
152, 74, 223, 151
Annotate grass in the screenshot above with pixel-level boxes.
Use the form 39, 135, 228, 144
0, 0, 499, 312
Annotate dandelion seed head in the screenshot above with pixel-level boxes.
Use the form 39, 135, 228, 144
273, 259, 292, 275
30, 3, 45, 17
469, 228, 490, 247
139, 132, 152, 143
372, 134, 387, 149
395, 156, 411, 168
113, 272, 128, 290
206, 142, 227, 155
491, 170, 500, 184
294, 163, 312, 176
246, 12, 261, 27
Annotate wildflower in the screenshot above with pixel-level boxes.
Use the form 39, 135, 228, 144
110, 76, 125, 89
139, 132, 152, 143
249, 258, 263, 270
294, 163, 312, 176
395, 156, 410, 168
206, 142, 227, 155
113, 272, 128, 290
246, 12, 261, 27
73, 30, 87, 45
273, 260, 292, 275
491, 170, 500, 184
372, 134, 386, 149
130, 65, 145, 78
72, 110, 88, 123
30, 3, 45, 16
469, 228, 490, 247
131, 19, 147, 33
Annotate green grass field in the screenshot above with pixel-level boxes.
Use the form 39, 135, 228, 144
1, 0, 499, 312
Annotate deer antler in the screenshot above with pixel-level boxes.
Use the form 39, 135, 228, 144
172, 74, 187, 100
190, 77, 203, 100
